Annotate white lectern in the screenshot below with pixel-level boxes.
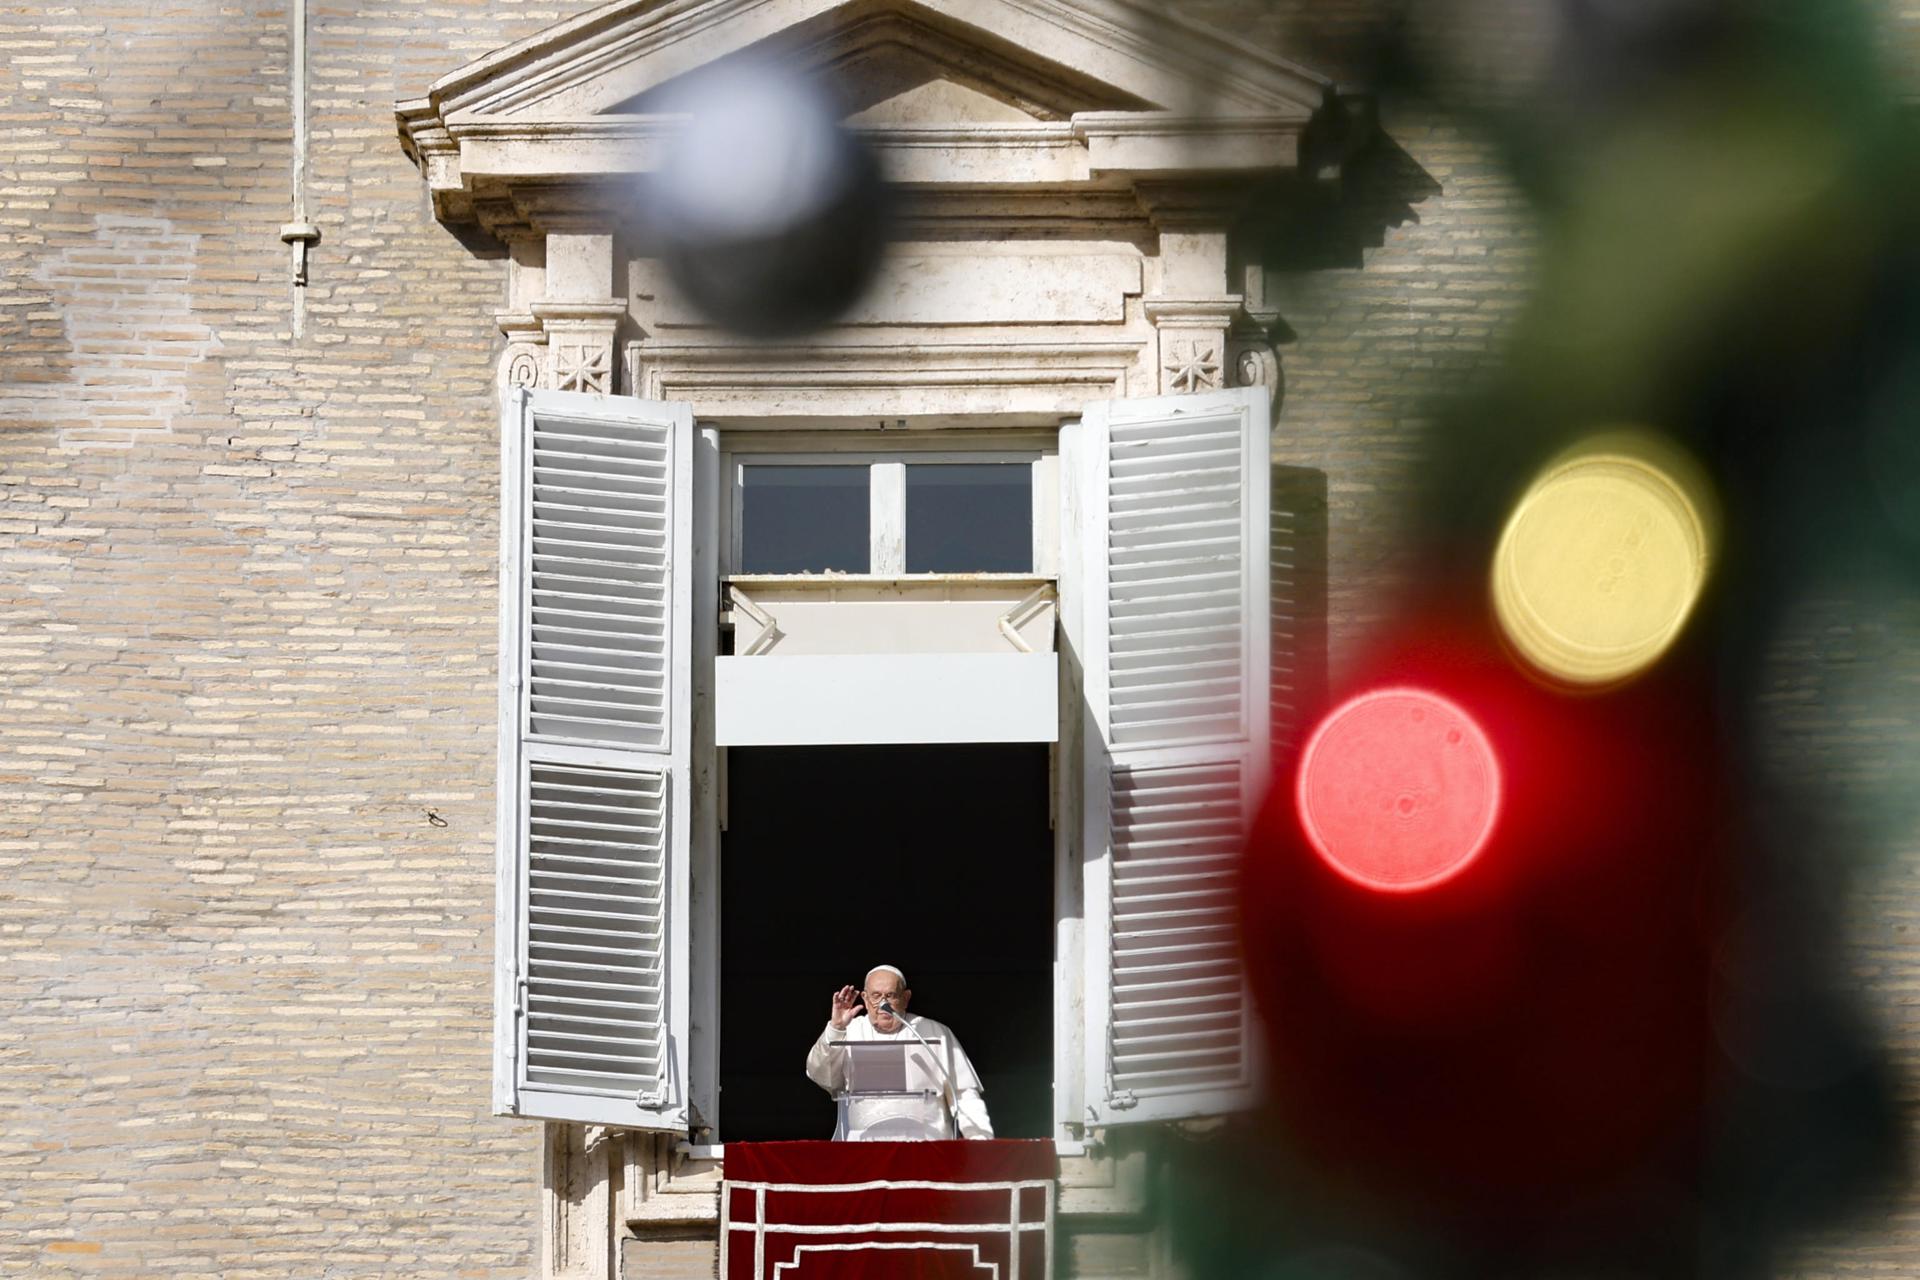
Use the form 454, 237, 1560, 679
829, 1037, 953, 1141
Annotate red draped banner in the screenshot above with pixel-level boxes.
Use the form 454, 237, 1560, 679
721, 1141, 1058, 1280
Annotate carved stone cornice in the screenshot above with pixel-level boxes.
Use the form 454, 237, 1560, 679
495, 310, 544, 338
1141, 295, 1245, 326
1077, 113, 1307, 178
531, 300, 629, 326
890, 189, 1154, 243
1132, 179, 1259, 230
623, 336, 1143, 418
394, 0, 1346, 245
470, 194, 537, 245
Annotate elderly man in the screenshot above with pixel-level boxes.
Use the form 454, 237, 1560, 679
805, 965, 993, 1140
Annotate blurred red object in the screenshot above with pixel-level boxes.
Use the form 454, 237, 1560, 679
1296, 686, 1502, 893
1241, 590, 1729, 1239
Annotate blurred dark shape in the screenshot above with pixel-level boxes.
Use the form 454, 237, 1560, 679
1183, 0, 1917, 1269
1233, 595, 1731, 1273
1246, 129, 1443, 274
1862, 335, 1920, 552
646, 59, 891, 338
1199, 590, 1904, 1280
1264, 1243, 1417, 1280
1269, 465, 1332, 764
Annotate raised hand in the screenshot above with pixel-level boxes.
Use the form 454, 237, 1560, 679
830, 984, 861, 1030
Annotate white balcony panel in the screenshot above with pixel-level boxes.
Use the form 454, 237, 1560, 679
724, 575, 1056, 656
715, 653, 1058, 745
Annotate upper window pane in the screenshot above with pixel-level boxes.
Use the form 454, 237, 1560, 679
741, 465, 870, 573
905, 463, 1032, 574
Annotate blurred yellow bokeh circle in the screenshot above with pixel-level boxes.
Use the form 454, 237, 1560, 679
1492, 431, 1717, 686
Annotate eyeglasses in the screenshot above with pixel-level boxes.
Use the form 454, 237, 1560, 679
861, 990, 905, 1005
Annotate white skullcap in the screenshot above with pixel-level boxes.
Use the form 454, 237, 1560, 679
865, 964, 907, 987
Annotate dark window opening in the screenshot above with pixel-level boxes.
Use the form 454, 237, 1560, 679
719, 744, 1054, 1141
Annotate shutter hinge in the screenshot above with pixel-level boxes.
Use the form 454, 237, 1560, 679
515, 978, 528, 1018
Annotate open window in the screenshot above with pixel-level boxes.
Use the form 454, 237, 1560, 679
490, 388, 1293, 1141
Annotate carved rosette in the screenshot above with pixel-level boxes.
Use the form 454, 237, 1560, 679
1143, 297, 1238, 397
547, 330, 614, 394
1162, 336, 1224, 393
531, 301, 627, 397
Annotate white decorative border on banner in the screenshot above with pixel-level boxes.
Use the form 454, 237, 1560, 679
721, 1177, 1055, 1280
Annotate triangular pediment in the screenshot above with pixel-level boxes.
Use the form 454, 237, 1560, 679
417, 0, 1331, 125
845, 77, 1035, 126
395, 0, 1348, 239
612, 5, 1151, 124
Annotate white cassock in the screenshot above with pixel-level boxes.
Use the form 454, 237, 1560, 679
805, 1013, 994, 1140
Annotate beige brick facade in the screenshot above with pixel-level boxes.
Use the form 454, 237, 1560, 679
2, 4, 566, 1274
2, 2, 1914, 1278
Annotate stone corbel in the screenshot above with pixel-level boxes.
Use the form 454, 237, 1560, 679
1227, 325, 1283, 416
1136, 182, 1250, 398
1228, 262, 1289, 419
1227, 303, 1285, 418
498, 313, 547, 392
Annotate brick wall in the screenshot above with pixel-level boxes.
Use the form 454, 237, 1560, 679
0, 3, 572, 1275
1, 2, 1913, 1278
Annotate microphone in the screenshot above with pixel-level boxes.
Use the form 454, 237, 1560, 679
880, 1001, 960, 1137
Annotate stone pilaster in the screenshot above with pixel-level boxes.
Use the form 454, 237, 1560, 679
497, 234, 551, 390
543, 1123, 617, 1280
1137, 183, 1245, 397
494, 230, 627, 394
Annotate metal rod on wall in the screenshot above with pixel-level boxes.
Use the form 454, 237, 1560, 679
280, 0, 319, 337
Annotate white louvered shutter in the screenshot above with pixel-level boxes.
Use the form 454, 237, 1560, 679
1078, 386, 1270, 1127
1269, 465, 1328, 763
494, 387, 693, 1129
